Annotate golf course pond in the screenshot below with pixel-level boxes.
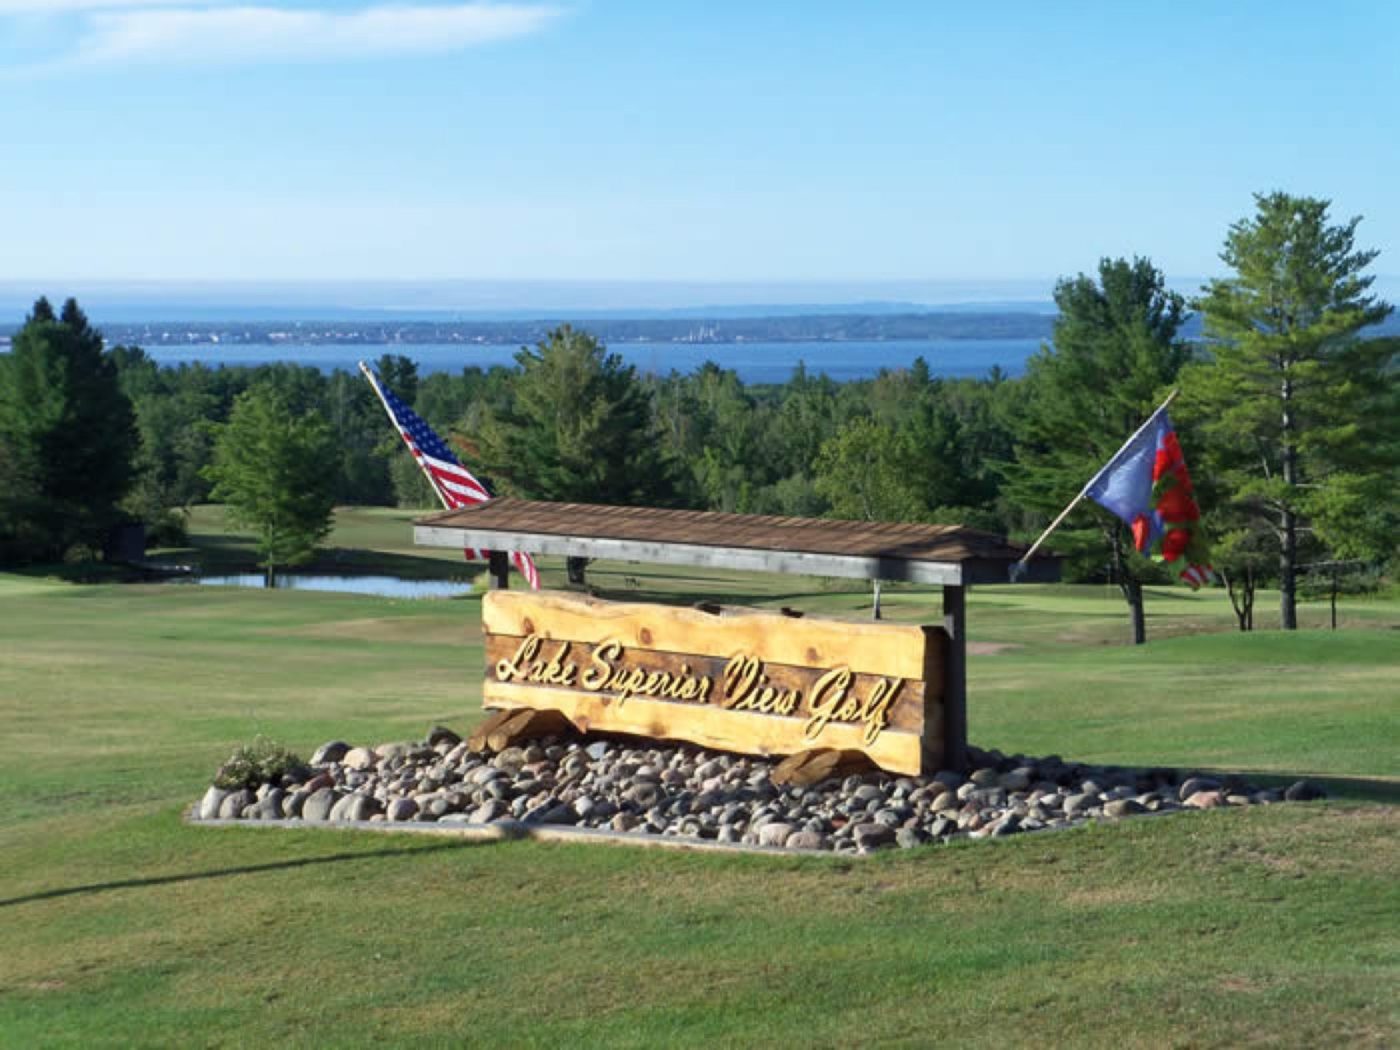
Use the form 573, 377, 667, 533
182, 573, 477, 599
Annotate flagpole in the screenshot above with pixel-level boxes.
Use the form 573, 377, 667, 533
1009, 388, 1179, 582
358, 361, 540, 590
358, 360, 452, 514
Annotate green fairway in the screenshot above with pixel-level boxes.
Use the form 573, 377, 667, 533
170, 504, 480, 578
2, 516, 1397, 1047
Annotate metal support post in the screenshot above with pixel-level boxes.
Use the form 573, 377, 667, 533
488, 550, 511, 590
942, 584, 968, 772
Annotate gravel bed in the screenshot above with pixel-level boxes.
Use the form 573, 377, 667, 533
194, 726, 1327, 854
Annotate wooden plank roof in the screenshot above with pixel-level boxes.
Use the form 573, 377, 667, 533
415, 499, 1059, 586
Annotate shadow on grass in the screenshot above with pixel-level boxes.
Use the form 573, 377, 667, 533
0, 840, 483, 910
1219, 771, 1400, 805
156, 536, 484, 582
971, 743, 1400, 805
11, 561, 130, 584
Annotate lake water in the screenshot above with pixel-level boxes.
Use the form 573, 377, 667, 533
191, 573, 476, 598
108, 338, 1039, 383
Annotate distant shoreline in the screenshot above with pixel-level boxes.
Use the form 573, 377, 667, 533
0, 310, 1059, 347
4, 306, 1394, 345
28, 337, 1043, 385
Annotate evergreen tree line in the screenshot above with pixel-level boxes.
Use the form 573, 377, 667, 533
2, 192, 1395, 635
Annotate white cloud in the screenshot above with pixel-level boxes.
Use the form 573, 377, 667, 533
13, 3, 562, 68
0, 1, 204, 10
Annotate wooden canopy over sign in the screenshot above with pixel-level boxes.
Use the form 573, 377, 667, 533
415, 499, 1061, 772
414, 499, 1058, 586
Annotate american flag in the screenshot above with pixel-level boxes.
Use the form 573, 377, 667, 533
361, 364, 539, 589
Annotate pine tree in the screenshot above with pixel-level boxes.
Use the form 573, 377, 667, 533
472, 326, 681, 585
0, 297, 139, 564
1182, 193, 1396, 629
474, 325, 680, 506
1006, 258, 1190, 645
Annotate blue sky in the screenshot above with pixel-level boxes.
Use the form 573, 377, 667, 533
2, 1, 1397, 298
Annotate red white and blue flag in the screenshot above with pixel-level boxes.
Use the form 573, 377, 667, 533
1085, 403, 1214, 589
360, 363, 539, 590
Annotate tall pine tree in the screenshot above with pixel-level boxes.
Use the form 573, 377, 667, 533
1182, 193, 1395, 629
1007, 258, 1190, 645
0, 297, 139, 564
473, 325, 680, 506
472, 326, 680, 584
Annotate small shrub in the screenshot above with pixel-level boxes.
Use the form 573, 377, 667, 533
213, 736, 309, 790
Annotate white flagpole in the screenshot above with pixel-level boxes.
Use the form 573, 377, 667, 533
358, 360, 452, 514
1009, 388, 1179, 582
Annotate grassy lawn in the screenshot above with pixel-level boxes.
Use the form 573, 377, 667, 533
165, 504, 479, 579
2, 512, 1397, 1047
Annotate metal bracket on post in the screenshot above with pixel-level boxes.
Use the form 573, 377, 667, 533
488, 550, 511, 590
942, 584, 968, 773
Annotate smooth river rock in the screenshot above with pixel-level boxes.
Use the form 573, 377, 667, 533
310, 741, 349, 766
198, 786, 230, 820
217, 788, 254, 820
342, 747, 378, 771
301, 787, 339, 822
198, 728, 1302, 853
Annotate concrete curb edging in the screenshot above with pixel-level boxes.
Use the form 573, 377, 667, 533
183, 812, 855, 858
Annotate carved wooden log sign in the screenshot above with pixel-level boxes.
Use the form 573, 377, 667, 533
482, 591, 947, 775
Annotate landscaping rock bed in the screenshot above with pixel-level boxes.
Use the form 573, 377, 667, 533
194, 727, 1326, 853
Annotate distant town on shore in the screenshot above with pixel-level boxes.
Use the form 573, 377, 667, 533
0, 310, 1057, 348
15, 308, 1394, 350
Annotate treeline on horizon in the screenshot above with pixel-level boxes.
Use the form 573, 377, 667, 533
19, 305, 1400, 598
102, 343, 1022, 539
2, 192, 1397, 640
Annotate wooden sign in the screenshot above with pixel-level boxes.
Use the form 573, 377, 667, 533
481, 591, 946, 775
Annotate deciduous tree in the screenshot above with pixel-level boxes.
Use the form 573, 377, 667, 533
203, 385, 337, 581
814, 417, 925, 524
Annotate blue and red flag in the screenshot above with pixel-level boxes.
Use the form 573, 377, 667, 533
1085, 405, 1213, 588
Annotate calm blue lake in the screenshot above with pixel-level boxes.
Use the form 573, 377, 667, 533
108, 339, 1039, 383
187, 573, 476, 598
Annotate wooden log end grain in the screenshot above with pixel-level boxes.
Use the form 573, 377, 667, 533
771, 748, 876, 788
484, 707, 577, 752
466, 708, 518, 753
